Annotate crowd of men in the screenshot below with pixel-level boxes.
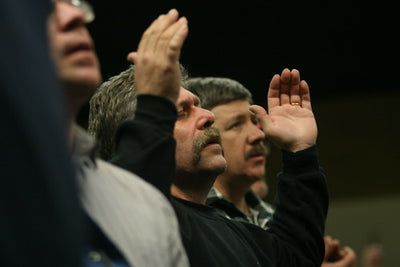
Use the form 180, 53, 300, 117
2, 1, 358, 266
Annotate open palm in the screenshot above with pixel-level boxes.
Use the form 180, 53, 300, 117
251, 68, 317, 152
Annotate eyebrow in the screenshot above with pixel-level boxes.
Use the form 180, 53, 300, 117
177, 94, 200, 108
194, 95, 200, 107
225, 113, 246, 124
223, 110, 257, 126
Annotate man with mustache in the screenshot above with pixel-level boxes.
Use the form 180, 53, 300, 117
89, 62, 328, 266
185, 77, 274, 229
186, 76, 357, 267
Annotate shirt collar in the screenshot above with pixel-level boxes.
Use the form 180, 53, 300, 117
207, 187, 262, 209
71, 124, 97, 165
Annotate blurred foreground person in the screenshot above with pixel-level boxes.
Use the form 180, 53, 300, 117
48, 2, 189, 266
1, 1, 84, 266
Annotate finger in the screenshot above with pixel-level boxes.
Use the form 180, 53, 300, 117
148, 9, 180, 53
136, 14, 165, 54
324, 236, 343, 263
289, 69, 301, 105
267, 74, 281, 110
300, 80, 312, 111
155, 16, 188, 62
127, 52, 137, 63
339, 247, 357, 267
250, 105, 267, 116
279, 68, 291, 105
332, 238, 340, 248
324, 236, 333, 261
167, 19, 189, 61
138, 9, 178, 54
324, 238, 340, 261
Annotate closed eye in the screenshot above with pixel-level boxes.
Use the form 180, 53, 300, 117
228, 121, 241, 130
177, 110, 189, 120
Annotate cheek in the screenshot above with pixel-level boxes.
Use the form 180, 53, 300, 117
223, 143, 244, 165
227, 152, 244, 167
174, 128, 191, 154
173, 127, 185, 146
221, 137, 243, 156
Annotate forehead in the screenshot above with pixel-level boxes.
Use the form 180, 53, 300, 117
211, 99, 251, 121
177, 88, 200, 107
51, 1, 74, 17
211, 100, 256, 127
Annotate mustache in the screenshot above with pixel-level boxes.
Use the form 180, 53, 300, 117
198, 127, 222, 149
193, 127, 223, 165
244, 142, 268, 160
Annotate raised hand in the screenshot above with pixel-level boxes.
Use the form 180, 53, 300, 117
127, 9, 188, 104
250, 68, 317, 152
322, 236, 358, 267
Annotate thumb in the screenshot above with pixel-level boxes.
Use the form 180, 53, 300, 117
324, 236, 341, 262
127, 52, 137, 64
250, 105, 271, 132
339, 247, 357, 267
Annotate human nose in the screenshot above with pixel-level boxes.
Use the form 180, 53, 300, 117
55, 0, 94, 23
55, 1, 87, 30
197, 107, 215, 130
248, 122, 265, 145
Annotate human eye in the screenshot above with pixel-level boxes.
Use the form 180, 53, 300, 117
228, 120, 241, 130
177, 110, 189, 120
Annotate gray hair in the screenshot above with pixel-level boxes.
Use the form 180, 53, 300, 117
88, 65, 137, 160
88, 64, 188, 160
184, 77, 253, 111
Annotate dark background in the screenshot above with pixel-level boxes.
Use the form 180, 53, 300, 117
82, 0, 399, 201
87, 0, 397, 102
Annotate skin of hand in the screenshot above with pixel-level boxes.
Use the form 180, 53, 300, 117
250, 68, 317, 152
126, 9, 188, 104
322, 236, 358, 267
362, 244, 383, 267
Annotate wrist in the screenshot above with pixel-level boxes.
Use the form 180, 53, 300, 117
281, 145, 319, 174
286, 142, 315, 153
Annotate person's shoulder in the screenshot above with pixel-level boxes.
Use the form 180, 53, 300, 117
95, 159, 170, 205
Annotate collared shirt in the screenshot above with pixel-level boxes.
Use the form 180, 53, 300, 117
207, 187, 275, 230
72, 125, 189, 267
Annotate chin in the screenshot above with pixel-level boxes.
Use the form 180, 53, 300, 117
198, 156, 227, 176
80, 76, 102, 90
75, 66, 102, 85
213, 161, 227, 175
63, 68, 101, 90
246, 169, 265, 181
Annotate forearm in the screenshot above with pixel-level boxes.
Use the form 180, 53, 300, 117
110, 95, 177, 197
269, 146, 328, 266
